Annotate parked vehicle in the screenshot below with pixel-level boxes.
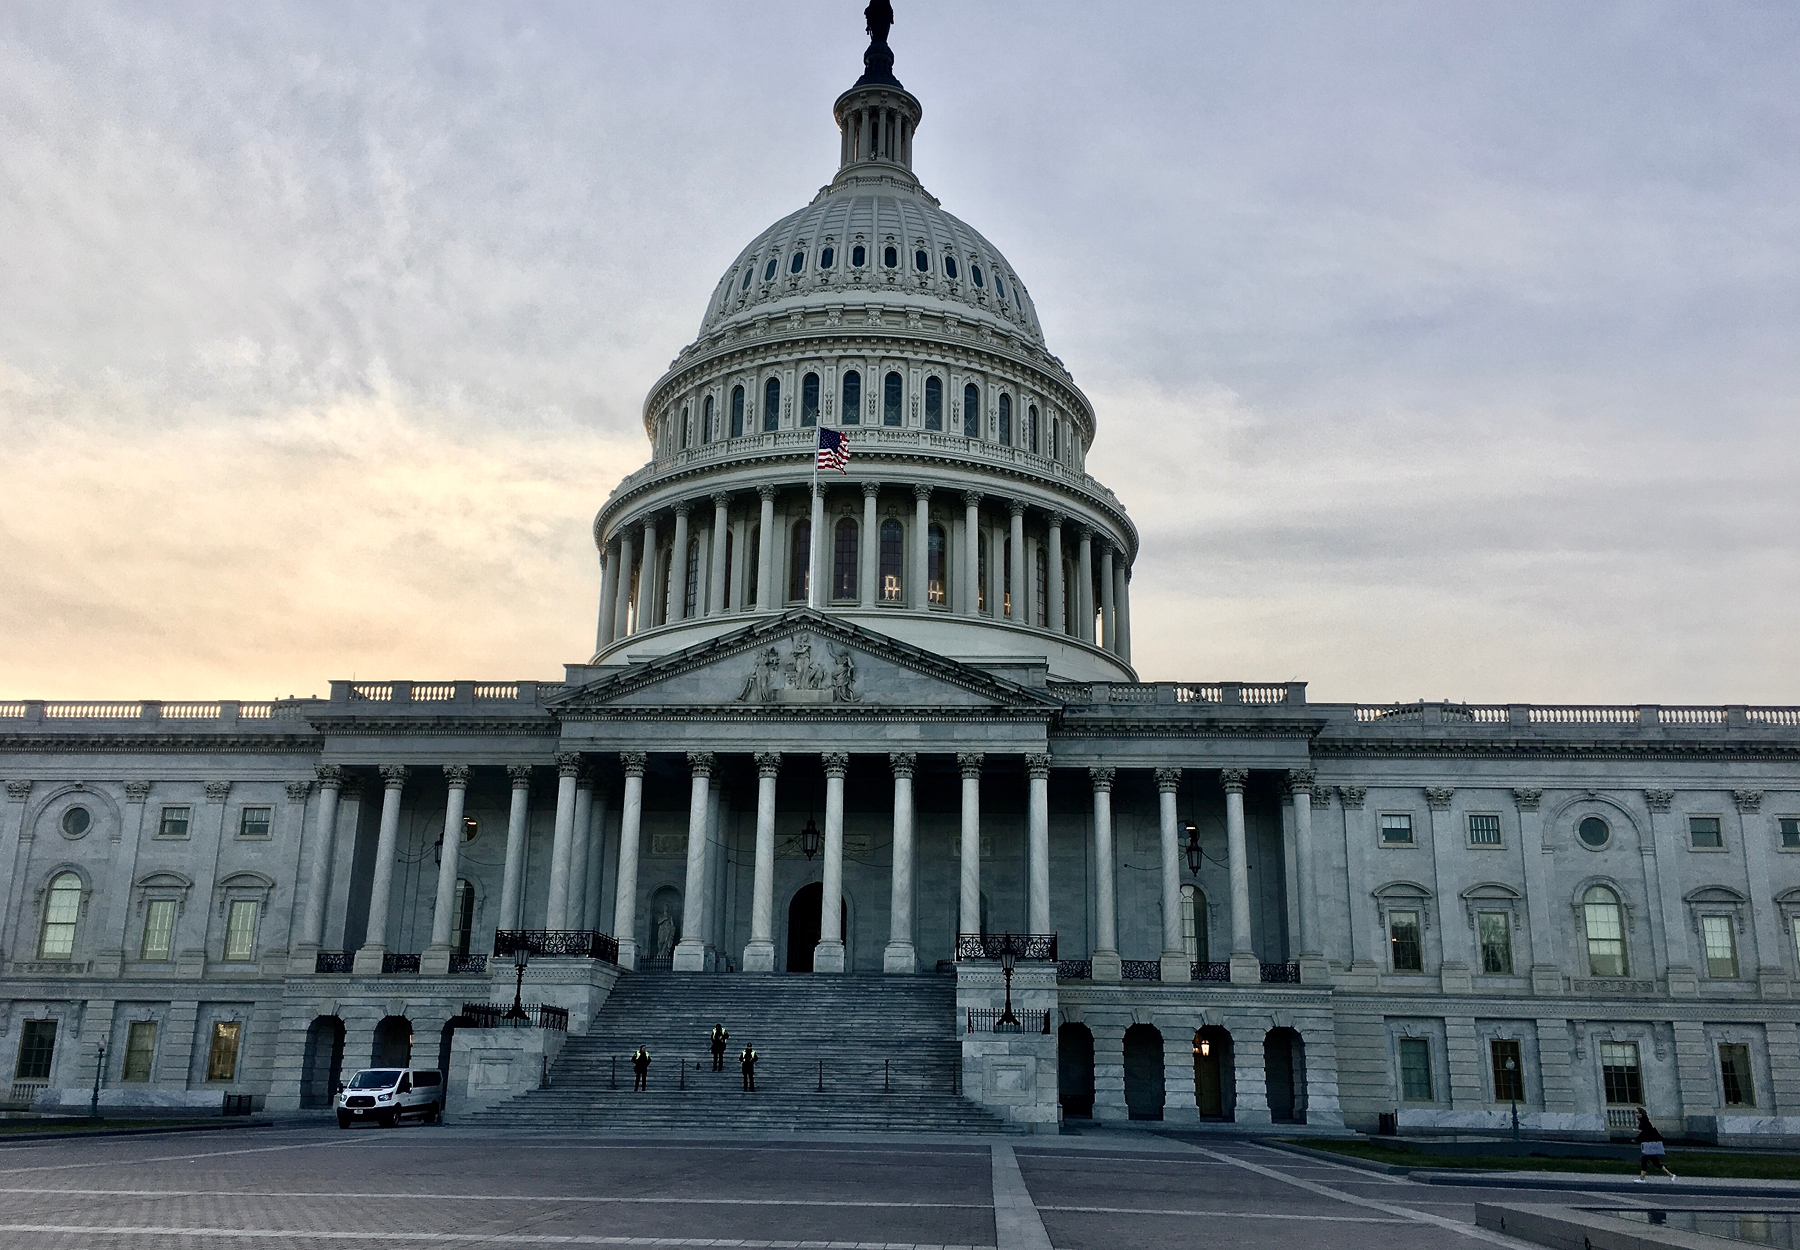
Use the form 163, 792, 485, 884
334, 1068, 443, 1128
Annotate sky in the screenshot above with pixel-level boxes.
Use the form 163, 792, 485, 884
1, 1, 1796, 704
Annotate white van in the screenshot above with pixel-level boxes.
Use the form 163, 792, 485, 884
335, 1068, 443, 1128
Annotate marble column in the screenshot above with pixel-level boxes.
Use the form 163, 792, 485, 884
297, 764, 343, 952
744, 752, 780, 972
498, 765, 531, 932
422, 764, 470, 975
597, 543, 618, 649
612, 753, 648, 970
352, 764, 408, 975
1156, 768, 1186, 981
1008, 502, 1026, 622
544, 753, 581, 930
674, 751, 714, 971
567, 774, 594, 929
756, 486, 776, 611
1076, 527, 1095, 643
815, 752, 849, 973
708, 493, 730, 616
613, 530, 635, 639
1046, 513, 1066, 634
808, 482, 825, 607
1222, 767, 1258, 984
666, 503, 691, 622
860, 482, 879, 607
1116, 563, 1132, 663
884, 752, 917, 973
1090, 766, 1120, 981
912, 484, 931, 610
1027, 754, 1051, 936
1289, 769, 1327, 984
637, 517, 660, 629
959, 753, 985, 939
1099, 543, 1116, 652
962, 492, 981, 616
581, 784, 610, 933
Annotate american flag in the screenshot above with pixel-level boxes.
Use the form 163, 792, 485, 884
816, 427, 850, 473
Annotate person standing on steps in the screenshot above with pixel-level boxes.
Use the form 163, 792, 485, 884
632, 1045, 651, 1092
740, 1044, 758, 1091
1635, 1108, 1676, 1182
710, 1023, 729, 1072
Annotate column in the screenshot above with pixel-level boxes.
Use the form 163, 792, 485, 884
962, 492, 981, 616
352, 765, 407, 975
673, 751, 714, 971
567, 774, 594, 929
297, 765, 343, 952
99, 781, 151, 974
581, 784, 610, 933
860, 482, 879, 607
612, 530, 635, 639
1099, 543, 1116, 652
1222, 768, 1258, 984
1737, 790, 1788, 991
958, 753, 984, 939
885, 752, 917, 973
636, 517, 660, 629
498, 765, 531, 932
1643, 789, 1694, 994
1008, 502, 1026, 622
1156, 768, 1186, 981
756, 486, 776, 611
815, 752, 849, 973
1089, 767, 1120, 981
1046, 513, 1066, 633
544, 753, 581, 930
912, 484, 931, 610
612, 753, 648, 970
743, 752, 780, 971
597, 543, 618, 649
422, 765, 470, 975
708, 493, 730, 616
1076, 527, 1095, 643
665, 502, 690, 622
1116, 563, 1132, 663
1289, 770, 1328, 984
808, 482, 825, 607
1027, 754, 1051, 935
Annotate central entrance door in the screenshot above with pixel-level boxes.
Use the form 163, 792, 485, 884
786, 883, 847, 972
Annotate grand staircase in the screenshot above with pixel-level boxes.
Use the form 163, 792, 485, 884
465, 970, 1010, 1134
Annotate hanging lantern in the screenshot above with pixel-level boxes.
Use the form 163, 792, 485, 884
1184, 822, 1203, 876
800, 814, 822, 860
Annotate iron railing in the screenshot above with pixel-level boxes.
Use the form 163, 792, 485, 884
493, 930, 620, 964
1259, 961, 1301, 984
460, 1001, 570, 1031
449, 954, 488, 975
1191, 961, 1232, 982
1057, 959, 1092, 980
1121, 960, 1162, 981
381, 952, 422, 974
314, 950, 354, 974
955, 932, 1058, 961
967, 1008, 1051, 1034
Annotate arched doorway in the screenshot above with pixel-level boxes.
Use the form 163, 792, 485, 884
1265, 1027, 1307, 1123
372, 1016, 412, 1068
1123, 1024, 1165, 1121
301, 1016, 345, 1108
436, 1017, 470, 1106
1193, 1026, 1233, 1119
1058, 1023, 1095, 1118
786, 883, 848, 972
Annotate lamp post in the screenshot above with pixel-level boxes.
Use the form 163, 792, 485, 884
1184, 823, 1202, 877
89, 1039, 106, 1120
996, 942, 1020, 1032
1506, 1055, 1520, 1141
504, 947, 530, 1024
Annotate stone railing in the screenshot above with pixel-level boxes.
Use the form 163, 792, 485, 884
0, 700, 292, 725
329, 681, 563, 710
1047, 681, 1306, 708
1352, 702, 1800, 730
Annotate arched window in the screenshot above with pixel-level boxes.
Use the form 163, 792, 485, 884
722, 530, 734, 610
927, 524, 947, 607
880, 518, 904, 601
963, 383, 981, 439
745, 525, 760, 607
702, 395, 714, 443
977, 532, 988, 612
763, 377, 780, 432
1181, 884, 1206, 963
788, 519, 810, 602
680, 405, 691, 450
924, 377, 943, 431
741, 265, 753, 291
684, 537, 700, 617
820, 245, 835, 269
833, 517, 858, 600
1584, 886, 1628, 977
39, 871, 81, 958
801, 373, 820, 427
914, 248, 929, 272
1035, 547, 1048, 626
1050, 417, 1060, 460
995, 272, 1007, 299
730, 385, 745, 438
883, 371, 902, 426
790, 250, 805, 274
452, 879, 475, 957
998, 394, 1012, 445
840, 370, 861, 426
972, 262, 985, 288
1027, 404, 1040, 454
763, 256, 777, 282
851, 243, 866, 267
944, 255, 959, 280
882, 245, 898, 269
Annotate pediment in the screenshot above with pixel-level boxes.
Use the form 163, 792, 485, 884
553, 610, 1061, 716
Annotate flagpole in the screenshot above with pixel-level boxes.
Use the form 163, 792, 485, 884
808, 430, 819, 610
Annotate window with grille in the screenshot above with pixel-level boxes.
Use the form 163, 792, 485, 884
927, 525, 947, 606
13, 1020, 56, 1081
39, 873, 81, 959
788, 520, 810, 601
223, 901, 258, 962
1782, 818, 1800, 849
883, 372, 902, 427
1380, 813, 1414, 845
680, 404, 691, 448
1389, 910, 1423, 972
159, 806, 191, 838
762, 378, 780, 432
1702, 915, 1739, 978
1478, 912, 1514, 974
1027, 404, 1039, 453
730, 385, 745, 437
1180, 884, 1205, 963
206, 1021, 241, 1083
239, 806, 272, 838
1034, 548, 1048, 626
1584, 886, 1628, 976
702, 395, 714, 442
1490, 1038, 1524, 1102
801, 373, 820, 427
1600, 1042, 1643, 1105
1399, 1038, 1433, 1101
998, 394, 1012, 445
923, 376, 941, 430
1690, 816, 1723, 848
140, 899, 176, 961
879, 519, 904, 602
1719, 1043, 1755, 1107
833, 518, 858, 600
1468, 813, 1501, 845
840, 370, 861, 425
122, 1021, 157, 1082
684, 538, 700, 617
963, 383, 981, 439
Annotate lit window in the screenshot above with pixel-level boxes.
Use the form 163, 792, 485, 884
927, 524, 947, 606
788, 520, 810, 601
977, 532, 988, 612
1782, 818, 1800, 849
882, 245, 898, 268
13, 1020, 56, 1081
820, 246, 835, 270
1002, 536, 1012, 617
39, 872, 81, 959
1490, 1038, 1523, 1103
790, 250, 804, 274
1389, 910, 1422, 971
61, 806, 90, 837
1578, 816, 1610, 849
238, 806, 272, 838
1600, 1041, 1642, 1105
1399, 1038, 1432, 1101
763, 257, 777, 282
883, 371, 902, 426
122, 1021, 157, 1082
1478, 912, 1513, 974
841, 370, 861, 426
1690, 816, 1723, 848
851, 244, 866, 267
801, 373, 820, 427
763, 377, 780, 432
1719, 1043, 1755, 1107
1468, 813, 1501, 845
684, 538, 700, 617
1584, 886, 1628, 976
140, 899, 176, 961
924, 377, 942, 431
206, 1021, 241, 1083
159, 806, 191, 838
1380, 813, 1414, 845
833, 518, 858, 600
971, 263, 985, 288
914, 248, 929, 272
1702, 914, 1739, 978
944, 255, 959, 279
998, 394, 1012, 445
223, 900, 258, 962
879, 518, 904, 602
963, 383, 981, 439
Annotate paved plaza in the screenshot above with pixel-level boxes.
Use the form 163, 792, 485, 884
3, 1125, 1798, 1249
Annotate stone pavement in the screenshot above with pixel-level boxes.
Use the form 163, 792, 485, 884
1, 1123, 1798, 1249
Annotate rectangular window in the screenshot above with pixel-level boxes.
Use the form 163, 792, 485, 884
1399, 1038, 1433, 1102
1781, 818, 1800, 850
1467, 813, 1502, 846
206, 1021, 241, 1083
1380, 813, 1414, 845
122, 1021, 157, 1082
223, 901, 259, 962
13, 1020, 56, 1081
923, 376, 941, 431
1389, 910, 1423, 972
1478, 912, 1514, 975
1600, 1041, 1643, 1105
140, 899, 176, 961
158, 806, 191, 838
833, 519, 858, 600
801, 373, 820, 427
1701, 914, 1739, 978
1490, 1038, 1524, 1103
1719, 1043, 1755, 1107
1690, 816, 1723, 848
238, 806, 272, 838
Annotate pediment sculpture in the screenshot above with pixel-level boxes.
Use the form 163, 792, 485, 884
737, 632, 861, 704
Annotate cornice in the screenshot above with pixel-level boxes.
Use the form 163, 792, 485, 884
560, 705, 1057, 725
302, 717, 559, 738
1051, 718, 1327, 741
0, 734, 322, 756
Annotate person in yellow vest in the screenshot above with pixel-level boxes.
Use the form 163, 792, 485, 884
739, 1044, 758, 1092
632, 1045, 651, 1092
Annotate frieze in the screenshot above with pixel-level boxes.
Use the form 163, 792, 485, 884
736, 633, 860, 705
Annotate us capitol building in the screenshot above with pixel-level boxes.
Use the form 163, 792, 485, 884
4, 15, 1798, 1139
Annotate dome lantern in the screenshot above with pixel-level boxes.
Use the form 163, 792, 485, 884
832, 2, 922, 193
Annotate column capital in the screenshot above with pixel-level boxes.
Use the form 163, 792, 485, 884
1089, 765, 1116, 793
687, 751, 716, 778
442, 764, 471, 787
1219, 767, 1248, 794
1075, 524, 1094, 542
378, 765, 408, 790
203, 779, 232, 803
1026, 753, 1052, 780
912, 482, 932, 502
1046, 510, 1064, 529
1008, 499, 1026, 518
620, 751, 648, 778
674, 500, 693, 519
758, 484, 778, 502
861, 480, 882, 499
888, 751, 917, 779
4, 780, 31, 802
1339, 784, 1367, 810
1733, 789, 1764, 814
711, 490, 731, 508
316, 763, 344, 788
1424, 786, 1455, 811
821, 752, 850, 778
285, 781, 311, 804
124, 780, 152, 803
554, 753, 582, 779
1154, 767, 1182, 793
575, 769, 596, 791
957, 752, 985, 779
962, 490, 982, 508
641, 515, 658, 534
506, 764, 533, 788
755, 751, 782, 778
1285, 768, 1316, 796
1643, 788, 1674, 813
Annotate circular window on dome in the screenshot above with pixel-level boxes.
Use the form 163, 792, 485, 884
763, 257, 777, 282
60, 805, 92, 838
944, 255, 958, 280
1577, 816, 1610, 849
882, 245, 898, 269
820, 246, 835, 270
914, 249, 929, 272
851, 244, 866, 267
971, 263, 985, 288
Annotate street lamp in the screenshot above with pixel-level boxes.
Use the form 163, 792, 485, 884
1184, 823, 1203, 877
90, 1039, 106, 1120
1506, 1055, 1520, 1141
799, 814, 822, 861
996, 943, 1020, 1032
503, 947, 530, 1024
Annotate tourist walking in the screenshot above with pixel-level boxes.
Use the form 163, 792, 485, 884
1635, 1109, 1676, 1182
740, 1045, 758, 1091
632, 1045, 651, 1092
710, 1023, 729, 1072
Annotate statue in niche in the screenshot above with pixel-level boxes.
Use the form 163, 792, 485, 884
737, 646, 781, 703
786, 633, 828, 691
830, 648, 860, 703
652, 903, 677, 961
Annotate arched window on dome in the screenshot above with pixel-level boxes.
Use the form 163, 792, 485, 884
820, 245, 835, 270
680, 405, 691, 451
801, 373, 820, 427
840, 370, 861, 426
997, 394, 1012, 446
977, 532, 988, 613
971, 263, 985, 289
1034, 547, 1048, 626
963, 383, 981, 440
763, 257, 777, 282
883, 372, 902, 427
731, 385, 745, 438
741, 266, 754, 291
788, 519, 811, 602
702, 395, 714, 443
763, 377, 780, 432
1050, 416, 1059, 461
851, 244, 866, 268
882, 245, 898, 269
914, 249, 929, 273
880, 518, 904, 602
1026, 404, 1039, 454
745, 524, 760, 607
39, 871, 82, 959
790, 250, 805, 274
924, 377, 942, 431
927, 524, 948, 607
684, 538, 700, 618
833, 517, 858, 600
995, 272, 1008, 300
944, 255, 959, 280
